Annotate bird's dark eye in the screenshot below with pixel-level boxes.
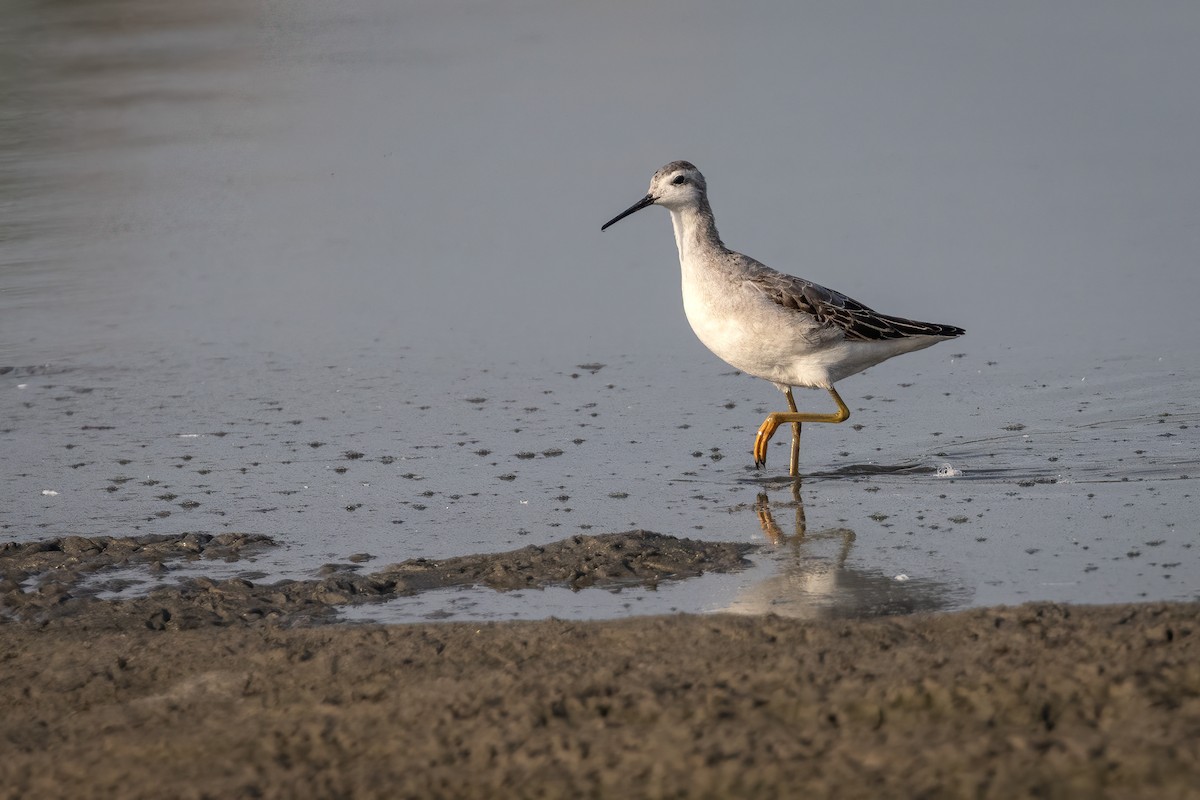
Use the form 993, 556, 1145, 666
672, 175, 687, 185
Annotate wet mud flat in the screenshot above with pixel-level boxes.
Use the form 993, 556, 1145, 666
2, 535, 1199, 798
1, 531, 752, 630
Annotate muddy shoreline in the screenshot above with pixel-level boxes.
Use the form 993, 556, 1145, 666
1, 531, 753, 630
2, 533, 1198, 798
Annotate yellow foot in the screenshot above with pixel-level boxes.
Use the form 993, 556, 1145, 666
753, 413, 788, 469
752, 387, 851, 473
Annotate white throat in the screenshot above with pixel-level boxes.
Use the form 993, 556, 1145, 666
667, 204, 718, 275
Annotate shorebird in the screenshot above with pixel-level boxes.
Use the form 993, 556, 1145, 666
601, 160, 964, 476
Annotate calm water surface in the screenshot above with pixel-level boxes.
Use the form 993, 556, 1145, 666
4, 1, 1199, 621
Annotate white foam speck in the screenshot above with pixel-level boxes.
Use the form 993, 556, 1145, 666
894, 574, 910, 582
936, 463, 961, 478
178, 433, 201, 438
41, 489, 59, 496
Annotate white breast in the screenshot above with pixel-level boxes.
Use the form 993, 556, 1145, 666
680, 255, 832, 386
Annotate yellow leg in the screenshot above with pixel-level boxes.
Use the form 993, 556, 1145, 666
754, 386, 850, 475
785, 388, 801, 478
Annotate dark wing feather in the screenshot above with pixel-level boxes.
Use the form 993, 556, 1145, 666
746, 266, 965, 342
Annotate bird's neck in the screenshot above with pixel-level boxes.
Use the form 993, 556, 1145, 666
669, 199, 726, 269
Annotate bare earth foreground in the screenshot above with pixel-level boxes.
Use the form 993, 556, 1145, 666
2, 534, 1199, 799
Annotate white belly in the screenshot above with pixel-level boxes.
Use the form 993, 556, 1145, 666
681, 270, 823, 384
680, 269, 942, 389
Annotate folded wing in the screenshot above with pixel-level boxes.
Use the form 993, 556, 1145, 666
744, 265, 965, 342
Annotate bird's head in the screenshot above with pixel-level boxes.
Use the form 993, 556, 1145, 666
602, 160, 706, 230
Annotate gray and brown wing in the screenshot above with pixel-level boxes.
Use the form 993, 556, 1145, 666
746, 267, 965, 342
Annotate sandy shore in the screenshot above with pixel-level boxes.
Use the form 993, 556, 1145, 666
2, 534, 1198, 798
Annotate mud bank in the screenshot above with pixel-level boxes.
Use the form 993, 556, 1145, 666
1, 531, 753, 630
1, 534, 1197, 798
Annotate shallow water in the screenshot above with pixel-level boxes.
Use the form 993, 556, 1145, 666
4, 0, 1199, 621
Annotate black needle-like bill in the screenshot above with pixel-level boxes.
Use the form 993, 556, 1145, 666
601, 194, 655, 231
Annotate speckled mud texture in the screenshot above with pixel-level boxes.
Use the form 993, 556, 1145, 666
1, 532, 753, 630
2, 536, 1198, 800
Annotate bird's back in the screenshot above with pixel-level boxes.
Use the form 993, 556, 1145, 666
684, 248, 964, 387
739, 257, 965, 342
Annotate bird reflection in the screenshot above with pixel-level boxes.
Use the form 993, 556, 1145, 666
726, 481, 967, 619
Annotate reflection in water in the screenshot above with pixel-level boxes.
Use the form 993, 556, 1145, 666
6, 1, 1196, 617
726, 482, 969, 619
